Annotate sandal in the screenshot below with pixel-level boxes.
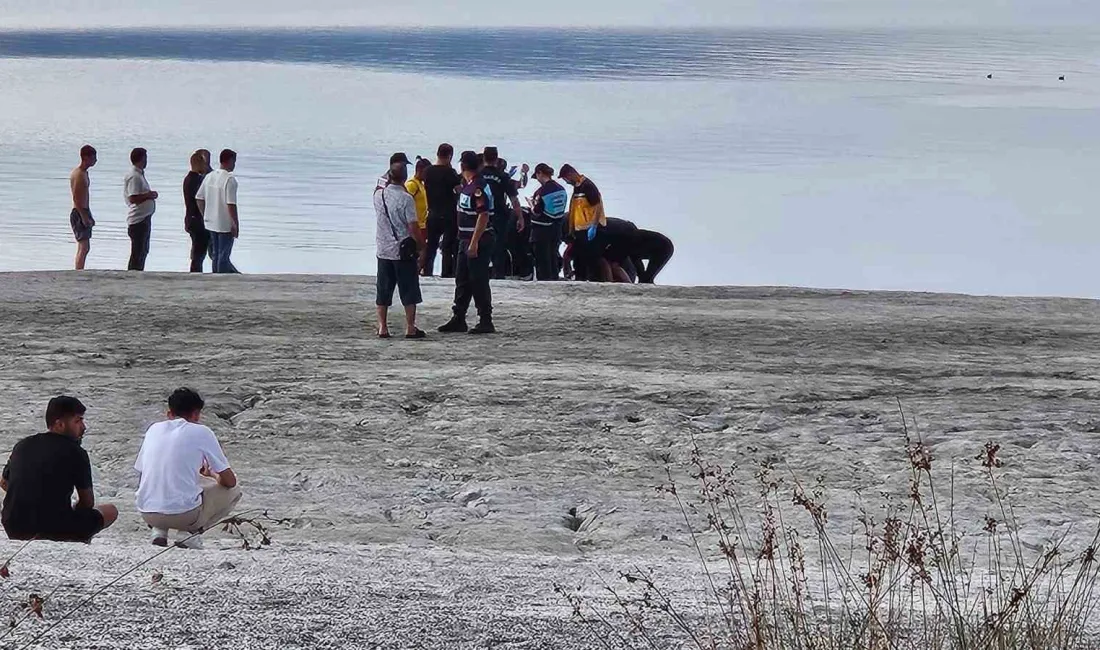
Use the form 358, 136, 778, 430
405, 329, 427, 340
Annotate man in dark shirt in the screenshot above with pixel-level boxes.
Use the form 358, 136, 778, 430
479, 147, 524, 279
601, 217, 640, 282
423, 143, 463, 278
183, 149, 212, 273
1, 397, 119, 543
629, 229, 675, 284
439, 151, 497, 335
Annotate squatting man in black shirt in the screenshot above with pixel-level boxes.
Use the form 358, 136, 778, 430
1, 396, 119, 543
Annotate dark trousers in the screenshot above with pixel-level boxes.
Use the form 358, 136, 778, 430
188, 222, 210, 273
532, 230, 561, 281
509, 226, 533, 279
424, 214, 457, 277
490, 214, 512, 279
631, 232, 674, 284
127, 218, 152, 271
453, 233, 495, 322
209, 232, 239, 274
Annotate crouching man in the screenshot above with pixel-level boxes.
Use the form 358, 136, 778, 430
135, 388, 241, 549
2, 396, 119, 543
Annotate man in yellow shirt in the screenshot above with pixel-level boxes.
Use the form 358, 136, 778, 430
405, 158, 430, 272
559, 164, 608, 281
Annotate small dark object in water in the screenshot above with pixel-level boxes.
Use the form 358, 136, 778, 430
1059, 75, 1066, 81
986, 73, 993, 79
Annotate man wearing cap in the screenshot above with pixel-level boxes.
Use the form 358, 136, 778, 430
527, 163, 569, 281
479, 147, 524, 280
559, 164, 608, 281
438, 151, 497, 335
376, 152, 412, 194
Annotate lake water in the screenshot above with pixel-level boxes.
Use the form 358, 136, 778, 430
0, 27, 1098, 294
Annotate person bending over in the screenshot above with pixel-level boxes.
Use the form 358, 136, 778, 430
135, 388, 241, 549
1, 397, 119, 543
629, 229, 675, 284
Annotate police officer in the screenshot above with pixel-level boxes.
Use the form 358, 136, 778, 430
438, 151, 497, 335
480, 147, 524, 279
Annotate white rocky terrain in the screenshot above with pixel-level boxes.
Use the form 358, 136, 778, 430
0, 272, 1096, 648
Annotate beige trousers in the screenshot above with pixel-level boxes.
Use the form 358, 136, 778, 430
142, 477, 242, 534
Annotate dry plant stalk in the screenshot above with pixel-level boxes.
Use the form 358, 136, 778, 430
558, 404, 1100, 650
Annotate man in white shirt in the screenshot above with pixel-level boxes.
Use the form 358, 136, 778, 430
374, 161, 426, 339
123, 148, 158, 271
195, 149, 240, 274
134, 388, 241, 549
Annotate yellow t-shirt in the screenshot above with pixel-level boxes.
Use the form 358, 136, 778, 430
405, 178, 428, 229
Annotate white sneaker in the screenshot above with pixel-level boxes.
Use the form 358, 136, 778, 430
150, 528, 169, 547
174, 534, 204, 550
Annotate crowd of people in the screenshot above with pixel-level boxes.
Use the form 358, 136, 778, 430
67, 143, 674, 285
1, 391, 240, 549
372, 144, 675, 337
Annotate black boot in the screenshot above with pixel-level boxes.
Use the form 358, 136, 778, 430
438, 317, 469, 333
469, 319, 496, 335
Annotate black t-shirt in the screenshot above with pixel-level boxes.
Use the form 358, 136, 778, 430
424, 165, 462, 219
183, 171, 205, 220
1, 433, 93, 534
603, 217, 640, 262
478, 167, 519, 220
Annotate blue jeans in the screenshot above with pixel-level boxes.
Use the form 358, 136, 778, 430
209, 232, 239, 274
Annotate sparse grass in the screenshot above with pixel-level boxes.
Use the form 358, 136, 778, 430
0, 510, 288, 649
558, 402, 1100, 649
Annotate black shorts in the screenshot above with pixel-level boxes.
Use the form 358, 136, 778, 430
70, 209, 93, 242
5, 508, 105, 543
376, 258, 422, 307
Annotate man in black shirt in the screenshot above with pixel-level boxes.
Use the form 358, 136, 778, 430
423, 143, 463, 278
1, 397, 118, 542
479, 147, 524, 279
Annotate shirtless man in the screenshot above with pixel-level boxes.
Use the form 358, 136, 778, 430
69, 145, 97, 270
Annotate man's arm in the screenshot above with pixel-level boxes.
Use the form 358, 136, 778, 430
216, 467, 238, 489
128, 191, 158, 205
228, 204, 240, 238
468, 211, 490, 257
195, 199, 205, 217
227, 177, 240, 238
405, 201, 426, 250
506, 179, 524, 229
75, 488, 95, 509
74, 448, 94, 509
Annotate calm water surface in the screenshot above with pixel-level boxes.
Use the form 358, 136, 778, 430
0, 28, 1098, 294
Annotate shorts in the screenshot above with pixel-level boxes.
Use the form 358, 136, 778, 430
376, 257, 422, 307
70, 209, 93, 242
4, 508, 105, 543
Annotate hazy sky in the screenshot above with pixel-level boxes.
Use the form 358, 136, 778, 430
0, 0, 1094, 29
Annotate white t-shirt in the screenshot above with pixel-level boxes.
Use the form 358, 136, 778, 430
374, 183, 417, 260
134, 419, 232, 515
196, 168, 238, 233
123, 166, 155, 225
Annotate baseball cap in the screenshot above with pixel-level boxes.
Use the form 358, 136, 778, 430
534, 163, 554, 177
390, 152, 412, 166
483, 146, 499, 163
558, 164, 577, 178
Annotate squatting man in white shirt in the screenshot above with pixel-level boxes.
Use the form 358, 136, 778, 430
134, 388, 241, 549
